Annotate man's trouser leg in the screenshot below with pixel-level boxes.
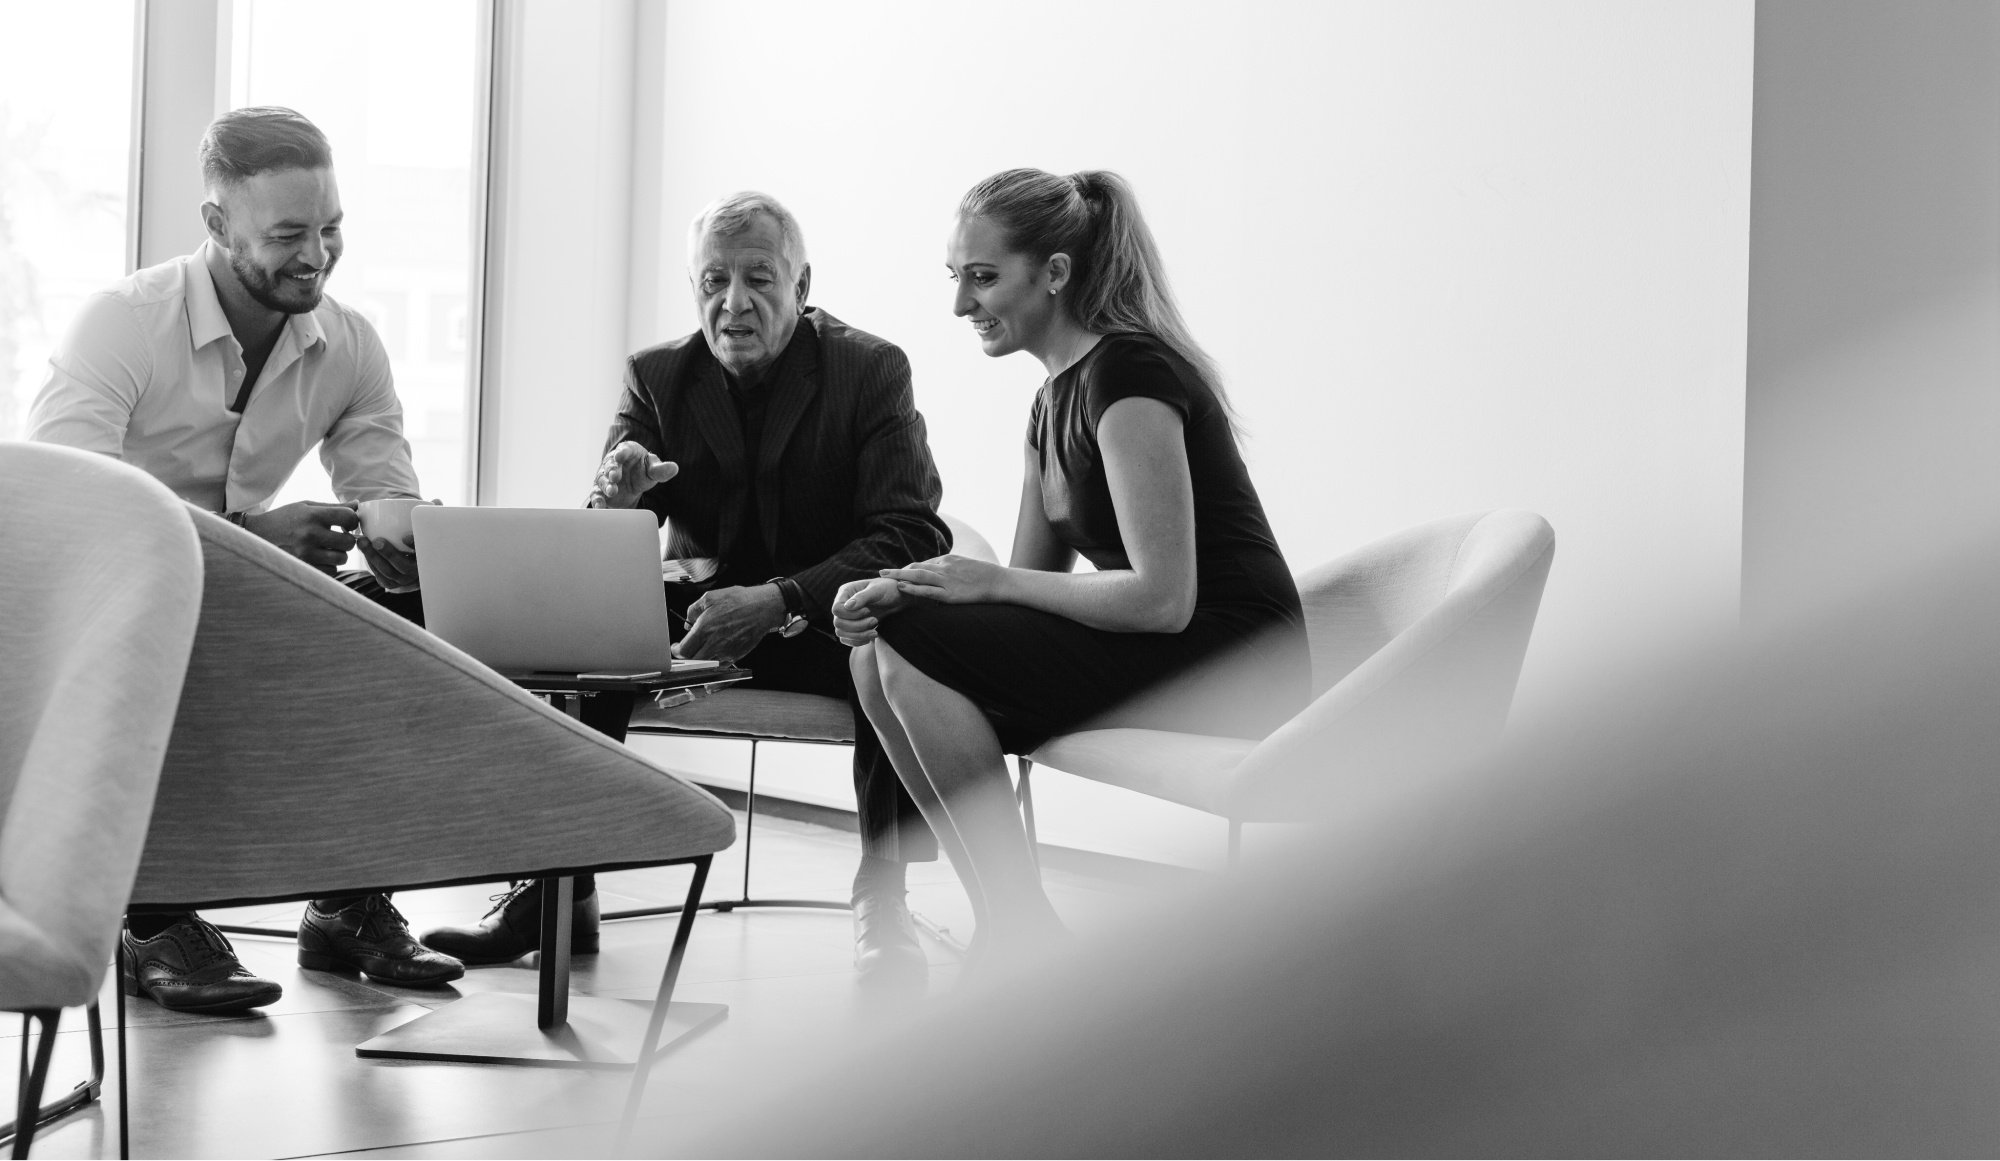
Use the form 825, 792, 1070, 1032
338, 570, 424, 625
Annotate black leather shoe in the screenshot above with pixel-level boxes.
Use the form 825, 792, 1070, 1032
419, 881, 600, 966
297, 894, 465, 987
122, 915, 283, 1014
854, 888, 928, 993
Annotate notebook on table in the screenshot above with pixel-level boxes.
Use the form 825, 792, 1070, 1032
413, 506, 685, 677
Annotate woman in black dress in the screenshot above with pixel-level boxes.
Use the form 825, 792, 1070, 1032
835, 168, 1309, 959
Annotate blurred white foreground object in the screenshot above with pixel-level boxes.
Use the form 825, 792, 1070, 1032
651, 516, 2000, 1157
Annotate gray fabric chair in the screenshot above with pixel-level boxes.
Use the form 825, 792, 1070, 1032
117, 508, 737, 1153
1018, 509, 1557, 858
622, 513, 997, 915
136, 508, 736, 904
0, 442, 202, 1158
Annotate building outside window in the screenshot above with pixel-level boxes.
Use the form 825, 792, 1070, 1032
0, 0, 139, 442
235, 0, 484, 507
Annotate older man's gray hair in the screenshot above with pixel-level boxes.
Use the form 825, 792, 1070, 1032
687, 191, 808, 276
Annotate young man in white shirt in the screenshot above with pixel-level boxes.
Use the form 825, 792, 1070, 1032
29, 106, 462, 1013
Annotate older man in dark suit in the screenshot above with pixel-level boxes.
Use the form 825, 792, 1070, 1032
423, 192, 950, 990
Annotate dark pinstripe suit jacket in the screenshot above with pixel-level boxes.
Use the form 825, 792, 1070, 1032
604, 308, 950, 626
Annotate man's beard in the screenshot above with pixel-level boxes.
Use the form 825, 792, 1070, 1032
231, 250, 333, 314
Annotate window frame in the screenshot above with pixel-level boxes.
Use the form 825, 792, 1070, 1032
128, 0, 498, 503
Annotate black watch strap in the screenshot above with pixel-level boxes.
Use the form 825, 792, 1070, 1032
766, 576, 807, 619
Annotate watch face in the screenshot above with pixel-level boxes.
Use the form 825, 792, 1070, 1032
780, 616, 808, 638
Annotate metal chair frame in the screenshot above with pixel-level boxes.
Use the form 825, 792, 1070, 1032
617, 727, 968, 951
608, 730, 857, 921
1, 1004, 101, 1159
1011, 758, 1243, 873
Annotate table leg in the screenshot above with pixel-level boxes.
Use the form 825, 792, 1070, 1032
536, 876, 573, 1029
353, 689, 726, 1068
532, 695, 585, 1028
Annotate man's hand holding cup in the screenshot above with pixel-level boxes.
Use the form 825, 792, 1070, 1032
356, 497, 437, 593
589, 440, 679, 509
242, 501, 359, 573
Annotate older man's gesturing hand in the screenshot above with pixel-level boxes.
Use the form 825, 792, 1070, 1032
588, 440, 680, 509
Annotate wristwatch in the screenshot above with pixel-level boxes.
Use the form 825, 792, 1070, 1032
766, 576, 809, 638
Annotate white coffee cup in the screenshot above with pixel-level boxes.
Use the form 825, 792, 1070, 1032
357, 497, 426, 551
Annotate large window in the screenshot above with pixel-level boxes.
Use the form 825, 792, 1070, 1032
0, 0, 138, 441
236, 0, 485, 506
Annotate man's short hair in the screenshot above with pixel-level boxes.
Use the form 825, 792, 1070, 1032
687, 191, 808, 277
199, 106, 333, 194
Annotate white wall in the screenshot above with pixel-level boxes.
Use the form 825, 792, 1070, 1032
639, 0, 1754, 712
613, 0, 1754, 862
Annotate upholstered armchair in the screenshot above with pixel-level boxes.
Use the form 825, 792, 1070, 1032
118, 509, 737, 1151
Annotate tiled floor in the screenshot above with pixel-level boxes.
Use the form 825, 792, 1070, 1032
3, 806, 1155, 1158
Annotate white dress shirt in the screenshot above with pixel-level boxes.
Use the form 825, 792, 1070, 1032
28, 242, 420, 514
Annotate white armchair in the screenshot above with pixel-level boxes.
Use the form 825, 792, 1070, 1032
1019, 509, 1557, 858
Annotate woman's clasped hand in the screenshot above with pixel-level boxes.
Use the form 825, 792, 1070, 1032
881, 553, 1007, 604
833, 554, 1008, 645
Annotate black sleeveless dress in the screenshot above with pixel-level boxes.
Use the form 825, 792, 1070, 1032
876, 334, 1310, 753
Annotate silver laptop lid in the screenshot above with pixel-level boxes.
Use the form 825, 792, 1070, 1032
412, 506, 673, 674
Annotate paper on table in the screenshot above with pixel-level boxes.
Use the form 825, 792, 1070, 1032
662, 557, 720, 584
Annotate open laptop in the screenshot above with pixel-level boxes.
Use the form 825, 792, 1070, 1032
412, 506, 677, 676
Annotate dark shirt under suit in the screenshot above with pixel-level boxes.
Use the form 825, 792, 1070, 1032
601, 308, 950, 862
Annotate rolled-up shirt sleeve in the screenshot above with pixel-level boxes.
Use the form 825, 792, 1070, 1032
27, 292, 150, 456
319, 313, 421, 502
